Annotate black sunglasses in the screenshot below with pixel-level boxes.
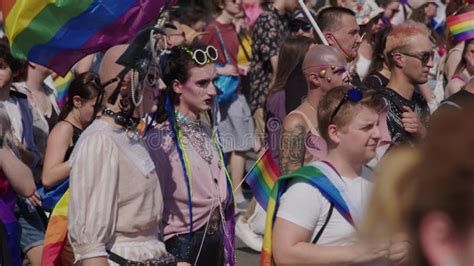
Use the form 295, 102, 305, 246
289, 22, 312, 33
399, 51, 434, 66
329, 88, 364, 124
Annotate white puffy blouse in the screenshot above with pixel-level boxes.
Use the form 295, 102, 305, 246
68, 119, 167, 264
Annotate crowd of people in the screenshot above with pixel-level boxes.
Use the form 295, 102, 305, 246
1, 0, 474, 265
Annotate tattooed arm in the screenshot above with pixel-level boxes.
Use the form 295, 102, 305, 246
279, 115, 307, 175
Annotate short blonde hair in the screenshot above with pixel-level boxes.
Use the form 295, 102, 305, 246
384, 21, 431, 67
317, 86, 384, 142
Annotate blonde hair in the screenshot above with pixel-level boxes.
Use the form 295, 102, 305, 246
384, 21, 431, 67
317, 86, 384, 143
359, 104, 474, 264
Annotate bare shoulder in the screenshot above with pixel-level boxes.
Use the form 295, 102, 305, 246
49, 121, 74, 138
282, 111, 307, 131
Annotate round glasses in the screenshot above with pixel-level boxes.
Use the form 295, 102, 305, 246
179, 45, 219, 65
329, 88, 363, 124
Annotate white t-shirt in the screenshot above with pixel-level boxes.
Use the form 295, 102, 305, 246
276, 167, 372, 246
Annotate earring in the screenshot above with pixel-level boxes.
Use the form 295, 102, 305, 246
327, 77, 332, 82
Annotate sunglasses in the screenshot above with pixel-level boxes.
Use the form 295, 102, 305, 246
329, 88, 363, 124
289, 22, 312, 33
179, 45, 218, 65
399, 51, 434, 66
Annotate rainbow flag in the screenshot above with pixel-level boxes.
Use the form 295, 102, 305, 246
245, 148, 280, 210
53, 71, 74, 108
42, 189, 70, 266
3, 0, 172, 76
260, 164, 353, 266
447, 11, 474, 44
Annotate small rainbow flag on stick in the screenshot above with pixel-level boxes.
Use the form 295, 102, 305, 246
447, 11, 474, 44
245, 148, 281, 210
2, 0, 173, 76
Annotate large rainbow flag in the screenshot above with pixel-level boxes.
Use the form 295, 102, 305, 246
2, 0, 172, 76
245, 148, 280, 210
42, 189, 70, 266
447, 11, 474, 44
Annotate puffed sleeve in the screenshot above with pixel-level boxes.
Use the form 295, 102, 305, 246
68, 133, 119, 262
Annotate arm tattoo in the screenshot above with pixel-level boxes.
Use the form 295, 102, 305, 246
279, 124, 306, 175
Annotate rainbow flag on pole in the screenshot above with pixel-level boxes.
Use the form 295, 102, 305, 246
2, 0, 172, 76
447, 11, 474, 44
245, 148, 281, 210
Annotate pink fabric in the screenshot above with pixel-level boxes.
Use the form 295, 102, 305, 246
243, 3, 264, 29
145, 122, 228, 240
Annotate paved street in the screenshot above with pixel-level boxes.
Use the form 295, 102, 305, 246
236, 237, 260, 265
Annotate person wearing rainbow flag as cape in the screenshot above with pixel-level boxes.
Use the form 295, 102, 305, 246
145, 43, 235, 266
262, 86, 410, 265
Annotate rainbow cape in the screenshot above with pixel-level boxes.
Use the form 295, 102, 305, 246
2, 0, 173, 76
245, 148, 280, 210
42, 189, 70, 266
447, 11, 474, 44
260, 164, 354, 266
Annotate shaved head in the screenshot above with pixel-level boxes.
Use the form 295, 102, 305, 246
302, 44, 346, 75
99, 44, 128, 98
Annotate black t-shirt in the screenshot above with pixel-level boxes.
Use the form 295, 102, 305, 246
378, 87, 430, 146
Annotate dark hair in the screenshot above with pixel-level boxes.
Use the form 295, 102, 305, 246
0, 42, 24, 75
365, 27, 393, 78
267, 36, 316, 98
376, 0, 400, 7
179, 7, 207, 26
316, 6, 356, 32
58, 72, 103, 121
212, 0, 225, 12
453, 38, 474, 76
157, 43, 211, 123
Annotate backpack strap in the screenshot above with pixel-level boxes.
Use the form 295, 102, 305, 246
312, 202, 334, 244
214, 25, 231, 64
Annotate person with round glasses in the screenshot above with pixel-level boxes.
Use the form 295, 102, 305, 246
380, 21, 431, 146
201, 0, 256, 211
145, 43, 236, 266
266, 86, 409, 265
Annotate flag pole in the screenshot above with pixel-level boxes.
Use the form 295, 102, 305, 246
298, 0, 329, 45
233, 148, 269, 194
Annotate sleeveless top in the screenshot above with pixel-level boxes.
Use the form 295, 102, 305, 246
288, 110, 327, 162
62, 121, 83, 161
452, 70, 471, 84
